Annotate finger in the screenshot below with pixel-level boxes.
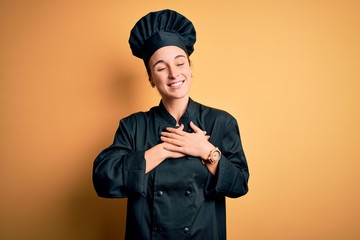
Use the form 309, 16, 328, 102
161, 131, 173, 137
166, 124, 185, 135
190, 121, 204, 134
163, 143, 185, 154
161, 131, 183, 140
160, 136, 183, 147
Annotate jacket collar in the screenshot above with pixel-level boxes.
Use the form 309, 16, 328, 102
157, 98, 198, 126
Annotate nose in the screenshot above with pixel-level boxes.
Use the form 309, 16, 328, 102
168, 65, 179, 79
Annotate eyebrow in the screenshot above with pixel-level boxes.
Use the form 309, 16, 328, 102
153, 54, 186, 68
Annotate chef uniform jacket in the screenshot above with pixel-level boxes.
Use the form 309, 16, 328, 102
93, 98, 249, 240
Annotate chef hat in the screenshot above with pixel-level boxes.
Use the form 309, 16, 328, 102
129, 9, 196, 65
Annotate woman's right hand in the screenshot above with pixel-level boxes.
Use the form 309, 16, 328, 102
144, 143, 185, 173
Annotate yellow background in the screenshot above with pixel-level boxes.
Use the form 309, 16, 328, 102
1, 1, 359, 239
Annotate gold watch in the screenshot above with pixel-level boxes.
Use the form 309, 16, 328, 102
202, 147, 221, 164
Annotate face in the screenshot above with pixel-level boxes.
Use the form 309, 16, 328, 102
148, 46, 192, 102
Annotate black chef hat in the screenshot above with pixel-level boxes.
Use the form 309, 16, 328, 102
129, 9, 196, 65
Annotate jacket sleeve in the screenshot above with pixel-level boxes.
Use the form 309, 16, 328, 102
92, 118, 147, 198
205, 116, 249, 198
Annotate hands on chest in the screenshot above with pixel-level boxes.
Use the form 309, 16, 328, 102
145, 121, 219, 175
161, 121, 213, 160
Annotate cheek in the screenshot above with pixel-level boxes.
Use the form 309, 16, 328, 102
151, 73, 166, 85
186, 69, 192, 79
183, 66, 192, 76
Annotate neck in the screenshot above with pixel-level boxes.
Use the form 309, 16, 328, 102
162, 97, 189, 125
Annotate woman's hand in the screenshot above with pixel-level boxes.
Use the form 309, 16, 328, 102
145, 121, 219, 175
160, 121, 214, 160
144, 142, 185, 173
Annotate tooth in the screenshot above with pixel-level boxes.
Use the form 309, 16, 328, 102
171, 82, 182, 87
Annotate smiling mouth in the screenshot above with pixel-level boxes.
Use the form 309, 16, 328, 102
168, 80, 185, 88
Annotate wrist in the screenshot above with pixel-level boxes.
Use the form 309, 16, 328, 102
201, 145, 221, 165
145, 144, 166, 162
201, 144, 215, 160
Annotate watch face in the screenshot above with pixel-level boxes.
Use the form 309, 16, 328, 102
212, 150, 221, 161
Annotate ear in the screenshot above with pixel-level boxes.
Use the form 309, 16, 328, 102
148, 77, 155, 88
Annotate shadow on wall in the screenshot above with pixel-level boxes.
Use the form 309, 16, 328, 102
107, 58, 145, 114
68, 171, 127, 240
65, 64, 142, 239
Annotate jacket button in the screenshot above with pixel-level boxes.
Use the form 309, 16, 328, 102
184, 190, 191, 196
157, 191, 163, 197
153, 226, 162, 232
184, 227, 189, 233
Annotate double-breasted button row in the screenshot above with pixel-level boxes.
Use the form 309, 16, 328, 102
157, 190, 191, 197
153, 226, 189, 233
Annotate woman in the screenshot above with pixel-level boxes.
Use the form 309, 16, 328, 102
93, 9, 249, 240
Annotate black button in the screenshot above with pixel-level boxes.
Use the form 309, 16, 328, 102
184, 190, 191, 196
157, 191, 163, 197
153, 226, 162, 232
184, 227, 189, 233
186, 156, 191, 160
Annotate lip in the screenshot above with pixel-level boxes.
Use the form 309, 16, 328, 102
168, 80, 185, 88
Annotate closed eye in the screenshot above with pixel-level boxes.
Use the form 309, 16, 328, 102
156, 65, 166, 71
